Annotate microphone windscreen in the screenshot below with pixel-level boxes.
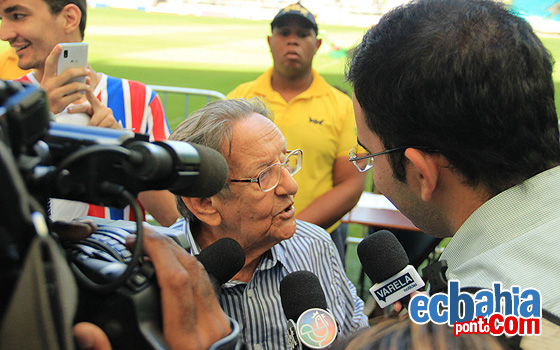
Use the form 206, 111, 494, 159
280, 270, 328, 321
170, 143, 229, 198
357, 230, 409, 284
197, 237, 245, 285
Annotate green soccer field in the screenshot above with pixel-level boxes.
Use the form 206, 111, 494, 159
84, 7, 368, 129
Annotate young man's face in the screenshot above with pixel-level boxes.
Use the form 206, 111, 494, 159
352, 94, 452, 237
0, 0, 67, 70
267, 17, 321, 79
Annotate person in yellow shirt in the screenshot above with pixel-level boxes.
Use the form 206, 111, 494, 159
0, 47, 31, 80
227, 2, 366, 262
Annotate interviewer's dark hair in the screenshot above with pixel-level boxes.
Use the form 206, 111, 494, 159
347, 0, 560, 196
45, 0, 87, 39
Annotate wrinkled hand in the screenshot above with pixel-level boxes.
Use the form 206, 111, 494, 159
41, 44, 89, 114
128, 224, 232, 350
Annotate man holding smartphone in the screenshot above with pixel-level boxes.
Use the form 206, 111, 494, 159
0, 0, 179, 226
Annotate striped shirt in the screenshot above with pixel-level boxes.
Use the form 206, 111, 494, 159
17, 72, 170, 221
172, 219, 369, 350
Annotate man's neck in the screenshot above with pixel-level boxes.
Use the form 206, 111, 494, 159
434, 171, 490, 236
193, 224, 272, 283
33, 67, 46, 83
232, 259, 260, 283
271, 69, 314, 103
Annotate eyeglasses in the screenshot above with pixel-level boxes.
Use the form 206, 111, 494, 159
228, 149, 303, 192
349, 144, 432, 172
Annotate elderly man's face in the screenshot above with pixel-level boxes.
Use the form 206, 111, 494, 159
214, 113, 299, 252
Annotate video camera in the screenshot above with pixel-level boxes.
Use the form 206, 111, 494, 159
0, 80, 229, 349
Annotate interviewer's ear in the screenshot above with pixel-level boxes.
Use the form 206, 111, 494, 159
181, 197, 221, 226
403, 148, 441, 201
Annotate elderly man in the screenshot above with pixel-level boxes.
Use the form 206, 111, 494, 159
169, 98, 368, 349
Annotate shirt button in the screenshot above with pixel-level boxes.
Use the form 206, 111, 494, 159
247, 289, 254, 297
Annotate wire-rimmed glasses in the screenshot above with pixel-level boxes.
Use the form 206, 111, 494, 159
349, 144, 413, 172
228, 149, 303, 192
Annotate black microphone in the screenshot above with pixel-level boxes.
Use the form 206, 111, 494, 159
357, 230, 424, 309
44, 123, 229, 207
196, 237, 245, 295
280, 271, 338, 350
127, 140, 229, 198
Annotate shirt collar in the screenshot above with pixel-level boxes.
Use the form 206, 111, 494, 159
180, 219, 203, 255
253, 68, 328, 100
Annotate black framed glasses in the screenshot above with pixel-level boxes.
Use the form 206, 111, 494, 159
228, 149, 303, 192
349, 144, 433, 172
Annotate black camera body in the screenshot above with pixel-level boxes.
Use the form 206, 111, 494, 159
0, 81, 203, 350
69, 218, 189, 350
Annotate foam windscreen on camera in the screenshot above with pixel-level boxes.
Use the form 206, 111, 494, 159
357, 230, 410, 284
280, 270, 328, 321
168, 142, 229, 198
196, 237, 245, 285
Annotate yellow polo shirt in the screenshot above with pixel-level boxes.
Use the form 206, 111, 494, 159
227, 68, 356, 232
0, 47, 31, 80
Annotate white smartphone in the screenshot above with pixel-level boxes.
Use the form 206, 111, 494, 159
57, 42, 88, 85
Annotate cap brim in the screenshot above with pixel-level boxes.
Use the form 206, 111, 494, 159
271, 14, 317, 32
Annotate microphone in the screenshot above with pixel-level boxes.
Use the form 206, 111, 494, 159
43, 123, 229, 207
127, 139, 229, 198
357, 230, 425, 309
280, 271, 338, 350
196, 237, 246, 295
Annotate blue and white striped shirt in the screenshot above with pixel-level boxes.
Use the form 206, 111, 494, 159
172, 219, 369, 350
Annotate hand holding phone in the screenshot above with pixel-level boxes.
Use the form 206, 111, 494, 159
57, 42, 88, 85
53, 42, 91, 123
41, 43, 90, 115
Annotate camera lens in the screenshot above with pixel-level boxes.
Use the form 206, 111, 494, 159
64, 50, 68, 58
